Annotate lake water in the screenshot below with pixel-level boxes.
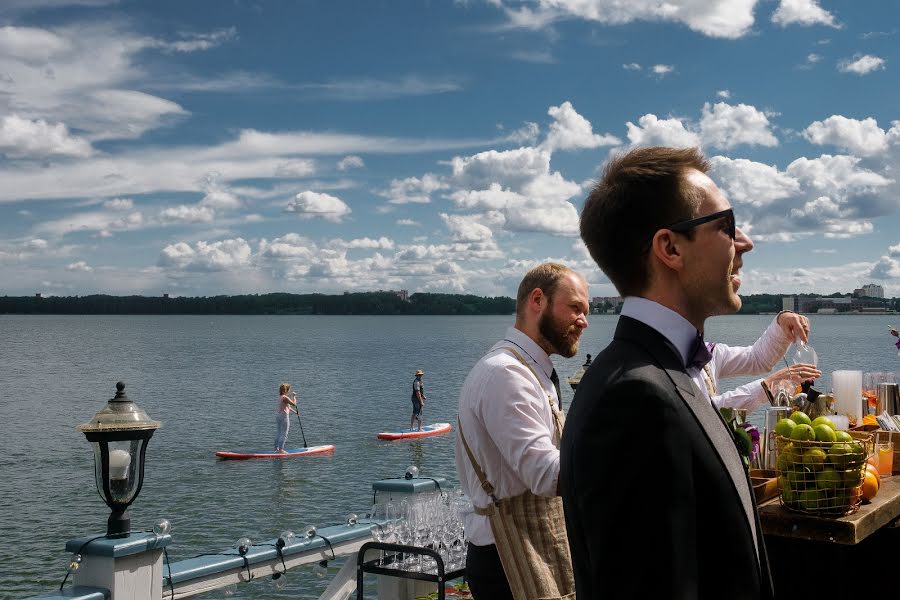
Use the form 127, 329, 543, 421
2, 313, 899, 599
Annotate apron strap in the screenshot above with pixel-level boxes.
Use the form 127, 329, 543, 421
458, 418, 498, 515
500, 347, 565, 441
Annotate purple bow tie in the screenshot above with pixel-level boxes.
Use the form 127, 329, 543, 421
688, 336, 715, 369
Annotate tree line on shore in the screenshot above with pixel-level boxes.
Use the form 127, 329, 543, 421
2, 291, 892, 316
0, 292, 517, 315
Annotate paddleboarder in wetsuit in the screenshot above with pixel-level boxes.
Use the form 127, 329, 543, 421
411, 369, 426, 431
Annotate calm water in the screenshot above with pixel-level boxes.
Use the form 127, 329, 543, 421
2, 313, 899, 599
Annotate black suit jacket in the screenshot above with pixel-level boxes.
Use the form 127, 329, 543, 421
560, 316, 773, 599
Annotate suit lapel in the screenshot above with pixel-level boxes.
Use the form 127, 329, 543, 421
615, 316, 761, 564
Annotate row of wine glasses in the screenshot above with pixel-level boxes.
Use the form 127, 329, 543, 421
370, 489, 471, 573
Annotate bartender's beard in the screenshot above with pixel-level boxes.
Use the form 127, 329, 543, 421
538, 305, 580, 358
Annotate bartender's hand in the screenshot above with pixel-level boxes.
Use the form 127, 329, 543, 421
765, 363, 821, 388
777, 311, 810, 343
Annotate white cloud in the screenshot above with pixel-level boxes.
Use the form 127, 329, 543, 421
0, 114, 93, 157
158, 238, 253, 271
158, 205, 216, 224
717, 90, 731, 99
451, 147, 551, 190
66, 260, 92, 272
285, 191, 352, 222
623, 63, 642, 71
785, 154, 892, 197
200, 188, 242, 211
807, 53, 822, 63
329, 236, 395, 250
625, 114, 700, 148
337, 155, 365, 171
651, 64, 674, 76
103, 198, 134, 210
804, 115, 891, 156
294, 75, 463, 101
699, 102, 778, 150
541, 101, 620, 152
274, 159, 316, 177
449, 184, 525, 211
396, 218, 420, 226
381, 174, 447, 204
838, 55, 886, 75
504, 202, 580, 236
496, 0, 759, 39
146, 27, 237, 53
441, 214, 495, 243
771, 0, 838, 28
709, 156, 800, 207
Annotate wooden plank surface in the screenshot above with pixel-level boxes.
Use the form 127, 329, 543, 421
759, 476, 900, 545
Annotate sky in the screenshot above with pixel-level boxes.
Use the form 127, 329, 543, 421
1, 0, 899, 299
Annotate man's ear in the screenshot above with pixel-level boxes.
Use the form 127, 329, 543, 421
527, 287, 546, 314
650, 229, 685, 272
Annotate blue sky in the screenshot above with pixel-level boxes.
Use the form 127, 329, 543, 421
1, 0, 899, 298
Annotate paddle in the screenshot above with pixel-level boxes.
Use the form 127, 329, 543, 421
293, 402, 308, 448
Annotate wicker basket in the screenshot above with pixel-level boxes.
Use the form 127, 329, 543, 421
774, 431, 874, 517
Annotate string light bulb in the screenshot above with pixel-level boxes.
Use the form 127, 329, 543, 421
313, 559, 328, 578
236, 537, 251, 556
68, 553, 82, 571
153, 519, 171, 536
277, 530, 295, 549
346, 513, 358, 526
405, 465, 419, 479
304, 525, 317, 539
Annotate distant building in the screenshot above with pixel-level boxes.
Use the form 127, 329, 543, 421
163, 293, 169, 299
591, 295, 622, 313
394, 289, 409, 302
797, 295, 885, 313
853, 283, 884, 298
782, 296, 798, 312
35, 292, 42, 299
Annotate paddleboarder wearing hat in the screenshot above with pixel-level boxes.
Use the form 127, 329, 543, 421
411, 369, 426, 431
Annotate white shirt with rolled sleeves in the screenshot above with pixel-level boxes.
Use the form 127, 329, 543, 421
706, 316, 794, 410
454, 326, 561, 547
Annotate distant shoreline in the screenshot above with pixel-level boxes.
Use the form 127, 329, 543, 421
1, 292, 895, 316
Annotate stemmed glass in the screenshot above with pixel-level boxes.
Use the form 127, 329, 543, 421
370, 502, 395, 566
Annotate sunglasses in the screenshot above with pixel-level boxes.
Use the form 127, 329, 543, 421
667, 208, 736, 240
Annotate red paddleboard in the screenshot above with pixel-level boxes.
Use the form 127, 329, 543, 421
377, 422, 452, 441
215, 444, 335, 460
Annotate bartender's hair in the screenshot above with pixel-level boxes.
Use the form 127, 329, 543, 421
580, 146, 709, 296
516, 262, 580, 318
279, 383, 291, 396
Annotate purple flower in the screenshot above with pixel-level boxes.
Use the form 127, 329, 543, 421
740, 422, 760, 463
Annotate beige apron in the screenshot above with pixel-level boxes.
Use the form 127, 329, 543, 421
459, 347, 576, 600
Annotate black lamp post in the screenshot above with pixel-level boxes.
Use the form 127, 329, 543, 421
77, 382, 161, 537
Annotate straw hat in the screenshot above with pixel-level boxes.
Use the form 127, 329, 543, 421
415, 369, 424, 376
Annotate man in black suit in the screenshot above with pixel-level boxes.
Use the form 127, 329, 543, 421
560, 147, 773, 599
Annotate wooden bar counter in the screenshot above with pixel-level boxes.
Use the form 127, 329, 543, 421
760, 476, 900, 595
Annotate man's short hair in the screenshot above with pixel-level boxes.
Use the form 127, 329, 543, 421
516, 262, 577, 317
580, 146, 710, 296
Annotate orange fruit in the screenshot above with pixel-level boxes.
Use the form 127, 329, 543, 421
866, 463, 880, 484
867, 455, 879, 469
862, 471, 879, 501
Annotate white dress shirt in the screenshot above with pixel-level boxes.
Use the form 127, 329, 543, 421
454, 326, 561, 546
709, 317, 793, 411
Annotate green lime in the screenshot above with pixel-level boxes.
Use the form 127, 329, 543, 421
787, 467, 814, 490
827, 442, 853, 469
781, 486, 800, 509
799, 488, 823, 511
811, 416, 836, 430
816, 468, 842, 491
843, 466, 864, 486
790, 424, 816, 441
802, 447, 827, 472
835, 430, 853, 443
775, 418, 797, 438
790, 411, 813, 426
813, 424, 837, 443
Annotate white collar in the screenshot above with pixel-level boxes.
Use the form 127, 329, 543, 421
620, 296, 700, 367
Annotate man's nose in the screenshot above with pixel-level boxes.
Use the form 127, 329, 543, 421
735, 226, 753, 253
